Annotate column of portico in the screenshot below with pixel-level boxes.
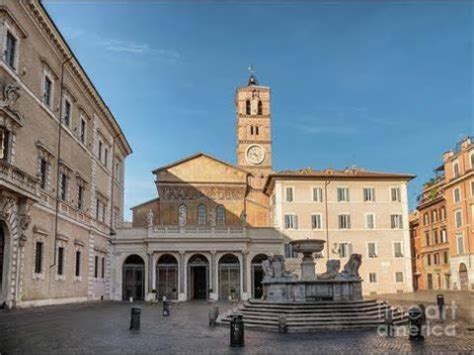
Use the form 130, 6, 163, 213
241, 249, 249, 300
210, 250, 217, 300
178, 251, 186, 301
147, 252, 153, 300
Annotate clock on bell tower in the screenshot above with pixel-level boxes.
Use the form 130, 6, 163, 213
235, 71, 272, 226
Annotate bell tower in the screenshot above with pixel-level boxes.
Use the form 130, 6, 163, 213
236, 71, 272, 226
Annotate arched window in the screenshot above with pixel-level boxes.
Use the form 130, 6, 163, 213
245, 100, 251, 115
255, 126, 259, 135
250, 126, 254, 135
0, 127, 11, 161
216, 205, 226, 226
257, 100, 263, 115
178, 204, 187, 226
453, 161, 460, 178
197, 204, 207, 225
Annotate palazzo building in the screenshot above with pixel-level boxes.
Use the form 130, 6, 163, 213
0, 0, 131, 308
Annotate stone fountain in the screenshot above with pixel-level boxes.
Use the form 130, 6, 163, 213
261, 239, 363, 302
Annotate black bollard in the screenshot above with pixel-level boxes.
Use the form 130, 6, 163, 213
230, 315, 244, 347
278, 314, 287, 334
408, 306, 424, 340
436, 294, 445, 320
163, 300, 170, 317
384, 308, 394, 337
130, 306, 141, 330
209, 305, 219, 327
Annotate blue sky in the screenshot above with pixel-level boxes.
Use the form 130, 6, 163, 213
44, 1, 473, 220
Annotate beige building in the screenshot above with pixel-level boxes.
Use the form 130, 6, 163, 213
264, 169, 415, 295
0, 0, 131, 308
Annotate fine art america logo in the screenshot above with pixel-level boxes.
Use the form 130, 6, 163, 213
377, 301, 460, 338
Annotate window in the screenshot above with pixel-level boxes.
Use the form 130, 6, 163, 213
0, 127, 10, 161
423, 213, 429, 225
284, 214, 298, 229
338, 242, 352, 258
257, 100, 263, 115
453, 188, 461, 203
395, 272, 404, 283
255, 126, 259, 135
367, 242, 377, 258
57, 247, 64, 276
39, 158, 48, 189
391, 187, 401, 202
440, 207, 446, 220
77, 184, 84, 210
390, 214, 403, 229
284, 244, 298, 258
369, 273, 377, 283
427, 254, 431, 266
34, 242, 43, 274
312, 187, 323, 202
453, 161, 460, 178
96, 199, 100, 220
432, 210, 437, 223
43, 75, 52, 106
433, 230, 439, 244
456, 234, 465, 254
80, 118, 87, 143
363, 187, 375, 202
5, 30, 17, 69
75, 250, 81, 277
443, 251, 448, 264
455, 210, 462, 228
393, 242, 403, 258
101, 257, 105, 278
60, 172, 68, 202
104, 147, 109, 167
434, 253, 440, 265
338, 214, 351, 229
365, 214, 375, 229
441, 229, 447, 243
245, 100, 251, 115
250, 126, 254, 135
98, 140, 103, 161
178, 204, 187, 226
425, 232, 430, 246
216, 205, 226, 226
94, 256, 99, 278
197, 204, 207, 225
96, 199, 106, 222
311, 214, 322, 229
63, 99, 71, 126
285, 187, 294, 202
337, 187, 349, 202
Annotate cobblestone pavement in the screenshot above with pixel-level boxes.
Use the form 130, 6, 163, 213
1, 299, 473, 354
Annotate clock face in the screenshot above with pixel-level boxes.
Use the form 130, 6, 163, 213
246, 144, 265, 165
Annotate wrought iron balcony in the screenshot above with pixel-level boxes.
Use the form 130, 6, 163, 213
0, 160, 39, 200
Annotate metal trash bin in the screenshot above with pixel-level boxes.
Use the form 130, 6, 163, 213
130, 306, 141, 330
230, 315, 244, 347
163, 300, 170, 317
408, 306, 424, 340
436, 294, 445, 320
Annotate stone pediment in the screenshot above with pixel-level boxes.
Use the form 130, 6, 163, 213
153, 153, 248, 184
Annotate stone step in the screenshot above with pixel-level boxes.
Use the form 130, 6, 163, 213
235, 312, 406, 322
247, 299, 380, 307
239, 304, 392, 314
243, 300, 384, 310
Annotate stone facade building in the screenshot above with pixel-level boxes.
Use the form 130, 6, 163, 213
264, 169, 414, 295
0, 0, 131, 308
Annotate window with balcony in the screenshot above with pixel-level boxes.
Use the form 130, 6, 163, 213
363, 187, 375, 202
285, 187, 294, 202
455, 210, 462, 228
393, 242, 403, 258
59, 172, 69, 202
338, 214, 351, 229
63, 98, 71, 127
434, 253, 440, 265
284, 214, 298, 229
338, 242, 352, 258
365, 214, 375, 229
0, 127, 11, 161
312, 187, 323, 202
337, 187, 349, 202
5, 30, 17, 70
77, 181, 85, 210
391, 187, 401, 202
80, 117, 87, 144
311, 214, 322, 229
433, 229, 439, 244
367, 242, 377, 258
390, 214, 403, 229
39, 158, 48, 189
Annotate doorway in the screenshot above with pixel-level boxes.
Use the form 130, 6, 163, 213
427, 273, 433, 290
251, 254, 267, 299
459, 263, 468, 290
188, 254, 209, 300
122, 254, 145, 301
156, 254, 178, 300
218, 254, 240, 300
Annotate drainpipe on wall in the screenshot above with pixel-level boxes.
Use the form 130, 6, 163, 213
324, 178, 331, 259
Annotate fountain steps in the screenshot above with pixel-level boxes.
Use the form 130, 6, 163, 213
217, 300, 408, 332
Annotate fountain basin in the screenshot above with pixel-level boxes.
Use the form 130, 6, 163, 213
289, 239, 325, 254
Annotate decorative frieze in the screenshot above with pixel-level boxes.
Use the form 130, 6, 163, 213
158, 185, 246, 201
